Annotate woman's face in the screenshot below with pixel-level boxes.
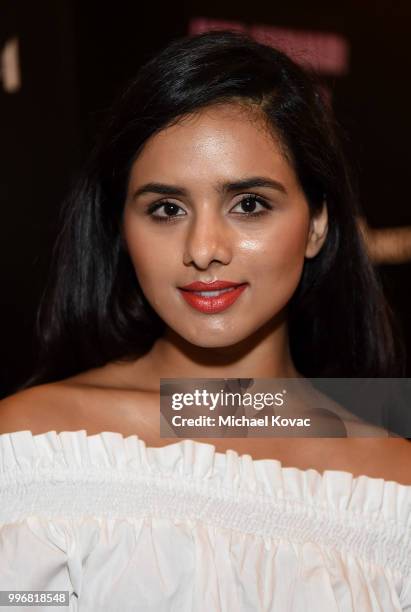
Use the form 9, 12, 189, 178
123, 103, 326, 347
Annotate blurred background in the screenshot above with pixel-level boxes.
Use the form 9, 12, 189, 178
1, 0, 411, 398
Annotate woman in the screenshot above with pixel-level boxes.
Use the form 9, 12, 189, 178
0, 31, 410, 610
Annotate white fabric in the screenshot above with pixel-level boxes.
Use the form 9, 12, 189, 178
0, 430, 410, 611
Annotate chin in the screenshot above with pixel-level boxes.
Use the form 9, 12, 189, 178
189, 337, 239, 349
179, 327, 251, 350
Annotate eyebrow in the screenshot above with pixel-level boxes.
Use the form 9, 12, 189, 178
132, 176, 287, 199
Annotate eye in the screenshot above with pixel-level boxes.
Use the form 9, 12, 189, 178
230, 194, 272, 217
146, 193, 272, 223
146, 201, 186, 222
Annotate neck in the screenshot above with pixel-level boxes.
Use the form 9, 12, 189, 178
140, 315, 300, 384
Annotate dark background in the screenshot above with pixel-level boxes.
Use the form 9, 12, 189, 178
1, 0, 410, 397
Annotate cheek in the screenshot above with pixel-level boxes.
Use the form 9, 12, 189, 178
272, 221, 309, 272
123, 221, 176, 293
238, 214, 310, 296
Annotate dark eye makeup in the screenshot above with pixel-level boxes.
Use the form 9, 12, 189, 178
145, 194, 273, 224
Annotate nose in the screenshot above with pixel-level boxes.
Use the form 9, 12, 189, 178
182, 209, 233, 270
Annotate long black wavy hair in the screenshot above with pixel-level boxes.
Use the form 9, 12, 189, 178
25, 30, 404, 386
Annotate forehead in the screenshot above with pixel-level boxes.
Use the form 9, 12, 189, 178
128, 103, 297, 188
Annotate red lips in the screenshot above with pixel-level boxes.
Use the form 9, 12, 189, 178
178, 280, 248, 314
180, 280, 244, 291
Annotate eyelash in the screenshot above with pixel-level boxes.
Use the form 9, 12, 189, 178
145, 194, 272, 223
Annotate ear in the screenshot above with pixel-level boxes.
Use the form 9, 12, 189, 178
305, 201, 328, 258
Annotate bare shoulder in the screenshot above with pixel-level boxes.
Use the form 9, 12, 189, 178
0, 361, 159, 437
380, 437, 411, 485
344, 437, 411, 486
0, 381, 91, 435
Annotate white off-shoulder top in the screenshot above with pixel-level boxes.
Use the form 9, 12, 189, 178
0, 430, 410, 611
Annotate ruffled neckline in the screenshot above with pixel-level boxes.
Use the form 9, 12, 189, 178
0, 428, 409, 480
1, 430, 410, 602
0, 429, 410, 508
